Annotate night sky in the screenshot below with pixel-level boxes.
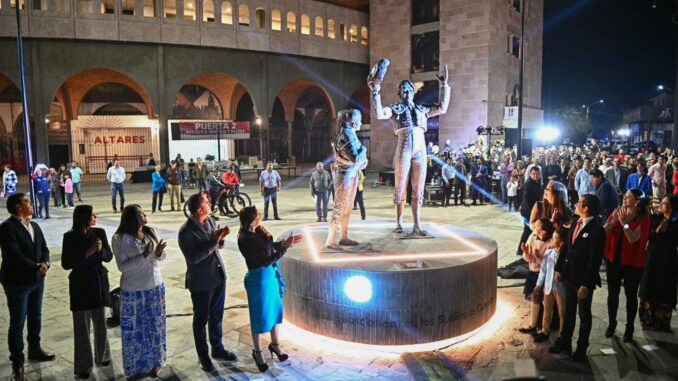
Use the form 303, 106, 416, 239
542, 0, 677, 133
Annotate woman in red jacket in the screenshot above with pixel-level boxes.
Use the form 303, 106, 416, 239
672, 165, 678, 195
603, 188, 651, 342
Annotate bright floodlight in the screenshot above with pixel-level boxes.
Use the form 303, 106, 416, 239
618, 128, 631, 137
658, 85, 665, 91
535, 125, 560, 142
344, 275, 372, 303
599, 99, 604, 103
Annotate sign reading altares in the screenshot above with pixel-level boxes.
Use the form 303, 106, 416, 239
173, 120, 251, 140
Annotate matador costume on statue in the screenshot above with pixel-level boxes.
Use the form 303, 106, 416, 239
369, 59, 451, 235
325, 109, 368, 249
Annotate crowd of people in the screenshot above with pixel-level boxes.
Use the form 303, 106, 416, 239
1, 138, 677, 380
0, 190, 302, 381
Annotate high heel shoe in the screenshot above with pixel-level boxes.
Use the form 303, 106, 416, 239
268, 343, 289, 362
251, 349, 269, 372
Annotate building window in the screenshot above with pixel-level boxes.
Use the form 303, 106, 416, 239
164, 0, 176, 18
327, 19, 335, 39
203, 0, 214, 22
255, 7, 265, 28
301, 14, 310, 35
238, 3, 249, 26
412, 0, 439, 26
121, 0, 134, 15
143, 0, 154, 17
10, 0, 25, 9
184, 0, 196, 20
509, 34, 520, 58
512, 0, 520, 12
271, 9, 281, 30
100, 0, 115, 14
287, 11, 296, 33
349, 24, 358, 43
412, 31, 439, 73
32, 0, 47, 11
339, 23, 346, 41
221, 1, 232, 24
360, 26, 368, 45
314, 16, 323, 37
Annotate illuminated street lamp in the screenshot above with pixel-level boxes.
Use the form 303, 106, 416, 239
581, 99, 604, 119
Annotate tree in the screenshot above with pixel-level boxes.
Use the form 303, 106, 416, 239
553, 106, 591, 145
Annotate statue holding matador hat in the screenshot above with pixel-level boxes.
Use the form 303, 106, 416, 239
368, 59, 451, 235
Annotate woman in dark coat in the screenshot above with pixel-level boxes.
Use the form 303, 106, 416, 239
237, 206, 301, 372
639, 195, 678, 331
61, 205, 113, 379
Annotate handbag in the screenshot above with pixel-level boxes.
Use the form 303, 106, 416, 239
161, 184, 167, 194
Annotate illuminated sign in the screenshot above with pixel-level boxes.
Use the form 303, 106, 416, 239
172, 120, 251, 140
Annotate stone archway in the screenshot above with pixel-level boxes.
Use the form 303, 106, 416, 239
273, 79, 335, 163
0, 74, 26, 172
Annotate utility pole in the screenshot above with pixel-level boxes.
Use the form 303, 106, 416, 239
15, 2, 38, 217
517, 0, 526, 157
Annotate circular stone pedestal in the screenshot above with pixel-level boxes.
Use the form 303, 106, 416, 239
279, 221, 497, 346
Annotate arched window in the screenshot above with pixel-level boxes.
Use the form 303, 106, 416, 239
327, 19, 335, 39
300, 14, 310, 35
32, 0, 47, 11
509, 34, 520, 58
221, 1, 232, 24
164, 0, 176, 18
203, 0, 214, 22
339, 23, 347, 41
314, 16, 324, 37
286, 11, 296, 33
10, 0, 25, 10
271, 9, 281, 31
121, 0, 134, 15
143, 0, 155, 17
360, 26, 368, 45
238, 3, 249, 26
255, 7, 265, 28
184, 0, 196, 20
349, 24, 358, 43
100, 0, 115, 14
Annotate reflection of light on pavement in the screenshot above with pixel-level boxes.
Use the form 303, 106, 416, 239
281, 296, 508, 355
305, 223, 486, 264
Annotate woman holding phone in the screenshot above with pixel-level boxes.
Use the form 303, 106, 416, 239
237, 206, 302, 372
112, 204, 168, 378
61, 205, 113, 379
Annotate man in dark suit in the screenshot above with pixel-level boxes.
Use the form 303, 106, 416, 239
0, 193, 56, 381
178, 193, 237, 372
550, 194, 606, 361
591, 169, 619, 221
517, 166, 544, 255
559, 157, 570, 185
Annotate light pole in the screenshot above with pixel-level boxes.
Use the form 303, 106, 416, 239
581, 99, 604, 119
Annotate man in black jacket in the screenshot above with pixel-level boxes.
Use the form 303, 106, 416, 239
516, 166, 544, 255
0, 193, 55, 381
178, 193, 237, 372
550, 194, 606, 361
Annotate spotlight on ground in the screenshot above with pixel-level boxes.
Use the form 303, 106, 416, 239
344, 275, 372, 303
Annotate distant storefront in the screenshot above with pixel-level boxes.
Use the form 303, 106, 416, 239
70, 115, 160, 174
168, 120, 251, 162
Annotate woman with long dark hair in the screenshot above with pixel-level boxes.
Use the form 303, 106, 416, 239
237, 206, 301, 372
603, 188, 651, 342
639, 195, 678, 331
61, 205, 113, 379
529, 180, 572, 230
111, 204, 168, 378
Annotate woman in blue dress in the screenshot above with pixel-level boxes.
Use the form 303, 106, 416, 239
237, 206, 302, 372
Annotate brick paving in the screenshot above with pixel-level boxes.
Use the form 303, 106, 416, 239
0, 175, 676, 380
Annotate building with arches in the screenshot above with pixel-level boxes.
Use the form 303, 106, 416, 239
1, 0, 543, 172
0, 0, 369, 171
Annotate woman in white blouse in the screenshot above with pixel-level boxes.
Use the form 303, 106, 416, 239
112, 204, 168, 378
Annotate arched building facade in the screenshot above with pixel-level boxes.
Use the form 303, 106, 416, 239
0, 0, 369, 171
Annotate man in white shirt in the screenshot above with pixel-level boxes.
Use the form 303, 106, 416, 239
259, 162, 281, 220
70, 161, 84, 202
106, 159, 126, 213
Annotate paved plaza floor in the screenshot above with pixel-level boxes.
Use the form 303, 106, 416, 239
0, 175, 676, 380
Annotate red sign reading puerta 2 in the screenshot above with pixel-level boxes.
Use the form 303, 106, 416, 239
94, 135, 146, 144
